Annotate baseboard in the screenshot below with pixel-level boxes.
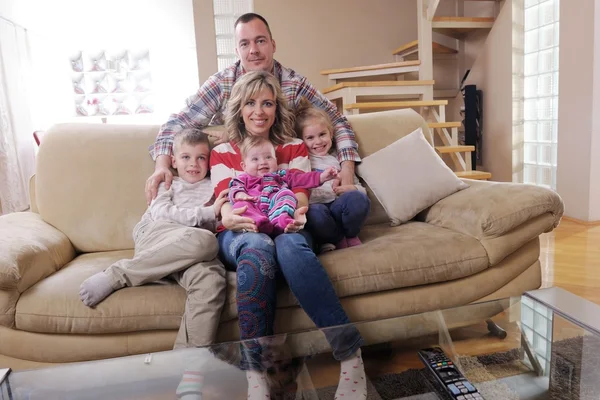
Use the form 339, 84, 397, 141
562, 216, 600, 226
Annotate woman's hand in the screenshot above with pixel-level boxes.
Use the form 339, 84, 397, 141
284, 206, 308, 233
222, 205, 258, 233
212, 190, 230, 218
234, 193, 258, 202
333, 185, 358, 196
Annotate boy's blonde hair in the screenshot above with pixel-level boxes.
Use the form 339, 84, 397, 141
294, 97, 334, 147
225, 71, 296, 146
173, 129, 210, 153
239, 135, 275, 159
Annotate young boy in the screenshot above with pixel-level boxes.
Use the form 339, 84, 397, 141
229, 135, 338, 237
79, 129, 228, 348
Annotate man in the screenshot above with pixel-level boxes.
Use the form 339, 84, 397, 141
145, 12, 360, 204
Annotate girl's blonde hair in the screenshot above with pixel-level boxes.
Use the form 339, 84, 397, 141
294, 97, 334, 148
225, 71, 296, 146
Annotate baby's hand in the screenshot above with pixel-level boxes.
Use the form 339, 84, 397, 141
212, 190, 229, 218
234, 193, 258, 202
319, 167, 339, 183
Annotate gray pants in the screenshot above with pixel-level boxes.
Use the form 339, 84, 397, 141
104, 220, 226, 349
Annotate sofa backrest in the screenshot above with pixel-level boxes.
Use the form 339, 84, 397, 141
33, 109, 429, 252
347, 108, 431, 226
35, 123, 159, 253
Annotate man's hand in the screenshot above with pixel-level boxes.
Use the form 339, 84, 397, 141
319, 166, 339, 183
212, 190, 230, 218
339, 160, 356, 186
333, 185, 358, 196
284, 206, 308, 233
207, 130, 228, 146
145, 155, 173, 205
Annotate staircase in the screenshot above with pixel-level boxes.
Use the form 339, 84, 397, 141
320, 0, 497, 181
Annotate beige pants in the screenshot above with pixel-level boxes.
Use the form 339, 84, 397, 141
104, 220, 226, 349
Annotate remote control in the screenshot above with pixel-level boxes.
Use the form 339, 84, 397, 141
418, 347, 484, 400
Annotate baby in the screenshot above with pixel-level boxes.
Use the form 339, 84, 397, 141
229, 135, 337, 236
295, 97, 371, 251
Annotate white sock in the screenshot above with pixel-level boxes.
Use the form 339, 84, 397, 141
79, 272, 117, 307
176, 369, 203, 400
335, 349, 366, 399
246, 370, 270, 400
176, 351, 210, 400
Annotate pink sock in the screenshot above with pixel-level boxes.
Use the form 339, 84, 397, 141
346, 237, 362, 247
336, 237, 348, 249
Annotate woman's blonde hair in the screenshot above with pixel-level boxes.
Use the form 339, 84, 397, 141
294, 97, 335, 149
225, 71, 296, 145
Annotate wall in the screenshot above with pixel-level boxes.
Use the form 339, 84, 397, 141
455, 0, 514, 181
1, 0, 199, 128
592, 0, 600, 221
193, 0, 218, 84
557, 0, 600, 221
253, 0, 417, 90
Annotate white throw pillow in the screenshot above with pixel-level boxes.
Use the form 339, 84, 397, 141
356, 127, 469, 226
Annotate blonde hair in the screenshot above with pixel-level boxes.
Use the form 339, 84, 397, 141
294, 97, 335, 148
173, 128, 210, 153
225, 71, 296, 145
239, 135, 275, 159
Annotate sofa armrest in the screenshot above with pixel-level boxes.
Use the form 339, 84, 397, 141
0, 212, 75, 293
417, 179, 564, 239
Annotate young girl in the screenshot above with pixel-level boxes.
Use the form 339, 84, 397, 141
295, 97, 371, 251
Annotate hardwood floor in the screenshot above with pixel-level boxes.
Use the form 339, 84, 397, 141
299, 219, 600, 390
539, 219, 600, 304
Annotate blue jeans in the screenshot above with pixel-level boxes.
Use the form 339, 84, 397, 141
305, 191, 371, 245
217, 229, 364, 369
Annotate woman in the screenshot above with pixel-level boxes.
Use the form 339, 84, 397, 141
210, 71, 366, 400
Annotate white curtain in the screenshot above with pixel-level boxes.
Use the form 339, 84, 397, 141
0, 18, 35, 214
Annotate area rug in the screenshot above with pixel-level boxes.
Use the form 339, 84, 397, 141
285, 349, 527, 400
293, 335, 600, 400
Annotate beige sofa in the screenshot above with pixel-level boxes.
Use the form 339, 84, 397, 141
0, 109, 564, 370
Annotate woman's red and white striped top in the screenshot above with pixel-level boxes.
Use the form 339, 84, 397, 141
210, 138, 311, 198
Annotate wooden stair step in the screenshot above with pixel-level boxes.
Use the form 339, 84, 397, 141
344, 100, 448, 111
432, 16, 496, 23
323, 80, 435, 94
435, 145, 475, 154
392, 40, 458, 57
455, 170, 492, 180
320, 60, 420, 76
432, 17, 495, 39
428, 122, 462, 129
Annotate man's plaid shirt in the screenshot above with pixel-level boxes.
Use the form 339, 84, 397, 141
150, 60, 360, 164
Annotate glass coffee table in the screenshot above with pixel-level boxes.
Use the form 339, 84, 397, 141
2, 287, 599, 399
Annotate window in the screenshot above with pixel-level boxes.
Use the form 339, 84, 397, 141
70, 49, 153, 118
213, 0, 254, 71
522, 0, 560, 189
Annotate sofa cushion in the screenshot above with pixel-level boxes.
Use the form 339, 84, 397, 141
220, 221, 490, 322
356, 127, 468, 226
15, 251, 186, 334
36, 124, 159, 253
